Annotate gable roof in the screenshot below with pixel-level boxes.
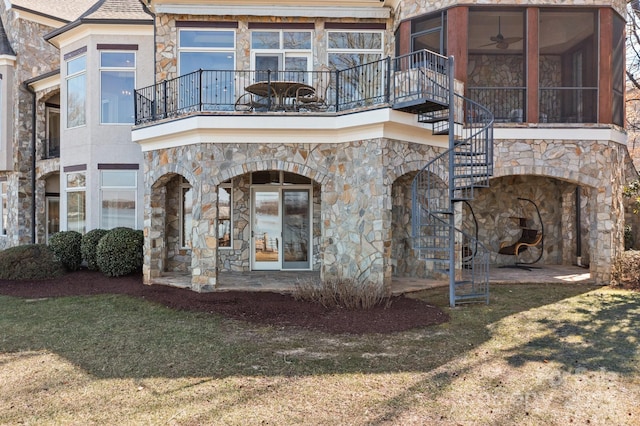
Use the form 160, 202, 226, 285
78, 0, 153, 21
44, 0, 153, 42
9, 0, 95, 23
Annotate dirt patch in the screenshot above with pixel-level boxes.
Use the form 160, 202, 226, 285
0, 270, 449, 334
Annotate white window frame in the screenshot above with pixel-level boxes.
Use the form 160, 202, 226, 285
100, 170, 137, 230
178, 29, 236, 76
66, 172, 86, 234
217, 183, 233, 250
250, 30, 313, 79
100, 51, 136, 125
326, 30, 384, 67
65, 55, 87, 129
0, 180, 7, 236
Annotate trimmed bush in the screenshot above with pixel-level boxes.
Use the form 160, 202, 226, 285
96, 227, 144, 277
293, 277, 391, 310
0, 244, 65, 280
48, 231, 83, 271
81, 229, 109, 270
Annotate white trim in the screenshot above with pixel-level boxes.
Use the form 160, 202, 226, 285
0, 55, 17, 66
154, 5, 390, 19
49, 24, 153, 49
494, 126, 627, 144
133, 109, 447, 151
11, 8, 66, 28
27, 73, 59, 92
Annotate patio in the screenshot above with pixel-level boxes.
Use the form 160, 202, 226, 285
152, 263, 594, 296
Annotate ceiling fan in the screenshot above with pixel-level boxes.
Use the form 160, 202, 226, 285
481, 16, 523, 49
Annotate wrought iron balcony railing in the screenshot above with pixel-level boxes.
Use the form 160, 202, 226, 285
134, 50, 451, 125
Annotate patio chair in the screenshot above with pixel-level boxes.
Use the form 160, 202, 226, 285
294, 83, 329, 112
234, 92, 271, 112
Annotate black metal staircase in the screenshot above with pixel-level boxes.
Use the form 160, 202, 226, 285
392, 51, 494, 307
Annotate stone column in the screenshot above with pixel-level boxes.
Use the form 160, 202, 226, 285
189, 178, 218, 292
560, 184, 577, 265
144, 184, 168, 284
320, 140, 391, 294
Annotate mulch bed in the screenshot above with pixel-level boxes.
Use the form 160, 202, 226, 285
0, 270, 449, 334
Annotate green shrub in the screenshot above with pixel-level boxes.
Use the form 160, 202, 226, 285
81, 229, 109, 270
48, 231, 83, 271
96, 227, 144, 277
0, 244, 65, 280
611, 250, 640, 289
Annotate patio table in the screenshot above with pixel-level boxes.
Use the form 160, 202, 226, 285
245, 81, 314, 111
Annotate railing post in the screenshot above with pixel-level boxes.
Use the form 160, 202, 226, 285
267, 69, 272, 110
134, 91, 138, 125
335, 69, 340, 112
385, 56, 391, 105
448, 55, 456, 308
162, 80, 168, 120
199, 69, 203, 112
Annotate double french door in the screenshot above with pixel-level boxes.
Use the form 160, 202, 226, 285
251, 188, 311, 270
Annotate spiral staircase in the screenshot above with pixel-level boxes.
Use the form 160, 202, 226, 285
392, 51, 494, 307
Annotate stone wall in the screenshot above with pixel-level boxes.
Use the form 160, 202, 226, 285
493, 137, 629, 282
154, 14, 393, 82
143, 139, 444, 291
0, 4, 60, 247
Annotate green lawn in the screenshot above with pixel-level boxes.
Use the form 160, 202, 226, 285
1, 283, 639, 425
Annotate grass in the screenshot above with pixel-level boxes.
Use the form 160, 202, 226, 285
1, 283, 639, 424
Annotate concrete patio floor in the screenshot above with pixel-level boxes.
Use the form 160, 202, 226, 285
152, 263, 595, 295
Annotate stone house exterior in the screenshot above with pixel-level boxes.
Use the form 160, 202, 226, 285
0, 0, 635, 300
0, 0, 153, 251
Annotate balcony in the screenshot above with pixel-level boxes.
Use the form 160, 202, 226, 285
134, 50, 451, 125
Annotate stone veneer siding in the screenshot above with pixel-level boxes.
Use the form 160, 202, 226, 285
142, 131, 629, 289
143, 140, 444, 292
154, 15, 394, 82
0, 4, 60, 247
492, 136, 629, 283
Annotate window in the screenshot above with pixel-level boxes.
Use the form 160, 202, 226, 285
46, 106, 60, 158
179, 29, 235, 108
218, 184, 232, 248
181, 182, 192, 248
100, 170, 137, 229
539, 9, 597, 123
66, 55, 86, 128
467, 10, 525, 122
411, 12, 447, 55
0, 180, 7, 236
327, 31, 383, 70
251, 30, 312, 81
327, 31, 384, 109
66, 172, 86, 233
100, 52, 135, 124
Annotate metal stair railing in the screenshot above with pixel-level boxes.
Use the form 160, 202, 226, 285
410, 54, 494, 307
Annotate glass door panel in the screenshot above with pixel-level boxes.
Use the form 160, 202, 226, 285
282, 189, 310, 269
46, 196, 60, 243
255, 54, 282, 81
252, 190, 281, 270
